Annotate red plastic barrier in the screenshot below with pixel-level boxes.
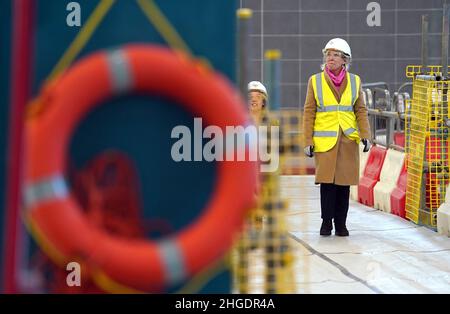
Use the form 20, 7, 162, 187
425, 137, 450, 211
394, 131, 405, 147
358, 146, 387, 206
426, 136, 445, 161
390, 161, 407, 218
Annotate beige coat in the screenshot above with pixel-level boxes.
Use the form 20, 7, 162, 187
303, 71, 371, 185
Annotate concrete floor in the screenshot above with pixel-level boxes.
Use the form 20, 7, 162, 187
282, 175, 450, 294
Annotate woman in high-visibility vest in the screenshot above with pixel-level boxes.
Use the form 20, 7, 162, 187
302, 38, 371, 237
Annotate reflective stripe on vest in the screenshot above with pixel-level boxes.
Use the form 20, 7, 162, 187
315, 73, 324, 110
311, 72, 361, 152
350, 73, 357, 105
316, 105, 354, 112
343, 127, 357, 136
313, 131, 337, 137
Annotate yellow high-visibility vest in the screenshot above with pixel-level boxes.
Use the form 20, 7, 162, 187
311, 71, 361, 152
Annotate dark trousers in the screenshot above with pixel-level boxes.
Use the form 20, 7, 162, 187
320, 183, 350, 224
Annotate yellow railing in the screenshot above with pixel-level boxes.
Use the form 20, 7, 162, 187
406, 65, 450, 79
405, 76, 450, 227
232, 111, 296, 293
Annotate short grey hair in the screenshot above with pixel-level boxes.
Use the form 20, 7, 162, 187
320, 50, 352, 71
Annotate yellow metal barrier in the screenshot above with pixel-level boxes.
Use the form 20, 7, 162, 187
274, 109, 310, 175
406, 65, 450, 79
232, 111, 295, 293
406, 75, 450, 228
405, 80, 428, 224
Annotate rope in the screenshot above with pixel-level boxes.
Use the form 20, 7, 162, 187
136, 0, 192, 57
28, 0, 211, 119
136, 0, 212, 72
27, 0, 115, 118
46, 0, 115, 83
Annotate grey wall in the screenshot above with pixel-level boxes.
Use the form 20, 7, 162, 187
241, 0, 448, 108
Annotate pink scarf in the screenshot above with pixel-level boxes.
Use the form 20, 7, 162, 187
325, 66, 346, 87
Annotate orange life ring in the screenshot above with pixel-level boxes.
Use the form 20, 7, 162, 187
24, 44, 257, 292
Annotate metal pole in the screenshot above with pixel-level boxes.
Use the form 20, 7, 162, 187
387, 114, 396, 147
361, 82, 390, 90
2, 0, 35, 293
236, 8, 253, 105
394, 93, 403, 131
264, 50, 282, 111
442, 2, 450, 79
389, 144, 405, 152
372, 139, 387, 148
422, 15, 429, 73
367, 108, 405, 119
397, 82, 413, 94
235, 10, 252, 290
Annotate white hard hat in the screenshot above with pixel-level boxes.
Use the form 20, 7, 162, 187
248, 81, 268, 98
322, 38, 352, 58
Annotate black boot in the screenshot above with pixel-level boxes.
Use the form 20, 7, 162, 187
320, 219, 333, 236
334, 220, 349, 236
335, 185, 350, 236
320, 184, 337, 236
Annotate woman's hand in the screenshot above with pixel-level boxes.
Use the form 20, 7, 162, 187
304, 145, 314, 157
361, 139, 371, 152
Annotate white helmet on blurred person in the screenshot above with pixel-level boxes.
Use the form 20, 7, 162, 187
248, 81, 268, 98
322, 38, 352, 58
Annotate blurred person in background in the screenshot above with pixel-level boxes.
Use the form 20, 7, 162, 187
247, 81, 271, 231
248, 81, 268, 126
